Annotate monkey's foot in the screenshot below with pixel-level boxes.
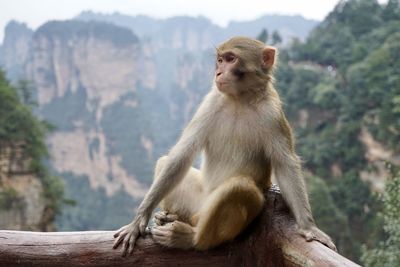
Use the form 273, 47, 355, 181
151, 221, 194, 249
153, 211, 179, 226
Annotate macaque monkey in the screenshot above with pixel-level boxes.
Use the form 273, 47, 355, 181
113, 36, 336, 255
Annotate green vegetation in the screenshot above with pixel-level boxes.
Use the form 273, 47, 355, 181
273, 0, 400, 262
257, 28, 269, 43
41, 85, 95, 132
0, 70, 64, 215
306, 174, 353, 253
258, 29, 282, 45
0, 187, 21, 210
361, 168, 400, 267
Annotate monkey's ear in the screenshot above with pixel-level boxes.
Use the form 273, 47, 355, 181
262, 46, 276, 68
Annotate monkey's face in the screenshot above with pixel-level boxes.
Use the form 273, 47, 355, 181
215, 51, 244, 95
215, 37, 276, 98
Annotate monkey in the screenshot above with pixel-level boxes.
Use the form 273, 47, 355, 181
113, 36, 336, 256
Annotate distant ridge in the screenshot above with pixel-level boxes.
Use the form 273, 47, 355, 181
75, 11, 319, 46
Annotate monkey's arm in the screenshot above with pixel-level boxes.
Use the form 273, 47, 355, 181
113, 105, 210, 256
269, 123, 337, 251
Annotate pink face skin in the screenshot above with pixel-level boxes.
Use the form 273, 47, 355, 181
215, 52, 238, 94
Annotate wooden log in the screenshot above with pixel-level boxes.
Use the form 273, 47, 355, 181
0, 190, 360, 267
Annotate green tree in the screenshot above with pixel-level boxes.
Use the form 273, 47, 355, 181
0, 69, 65, 218
15, 80, 36, 107
271, 30, 282, 45
382, 0, 400, 21
362, 170, 400, 267
257, 28, 268, 43
275, 0, 400, 261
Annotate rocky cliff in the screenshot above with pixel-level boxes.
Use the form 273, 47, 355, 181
27, 21, 150, 197
0, 141, 54, 231
0, 15, 317, 230
0, 21, 32, 81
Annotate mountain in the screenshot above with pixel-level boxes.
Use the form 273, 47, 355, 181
0, 13, 317, 230
4, 3, 399, 262
75, 12, 318, 49
0, 19, 215, 230
0, 21, 33, 81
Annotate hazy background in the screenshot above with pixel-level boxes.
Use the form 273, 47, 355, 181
0, 0, 399, 265
0, 0, 340, 41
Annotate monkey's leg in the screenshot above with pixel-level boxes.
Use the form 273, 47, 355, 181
193, 176, 264, 250
154, 156, 205, 224
151, 156, 205, 248
152, 176, 264, 250
152, 220, 196, 249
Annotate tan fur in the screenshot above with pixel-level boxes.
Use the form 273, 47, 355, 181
113, 36, 336, 255
154, 158, 264, 250
194, 176, 264, 249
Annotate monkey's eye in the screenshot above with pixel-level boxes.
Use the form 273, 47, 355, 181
224, 53, 236, 63
217, 57, 223, 64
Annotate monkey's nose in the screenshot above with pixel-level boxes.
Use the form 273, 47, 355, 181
216, 71, 222, 77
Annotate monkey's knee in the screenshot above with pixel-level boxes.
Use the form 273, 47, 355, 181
193, 177, 264, 250
154, 155, 169, 180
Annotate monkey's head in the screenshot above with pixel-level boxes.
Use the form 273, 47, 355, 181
215, 36, 276, 98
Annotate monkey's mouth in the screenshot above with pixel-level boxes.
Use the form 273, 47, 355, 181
216, 81, 229, 88
216, 82, 229, 92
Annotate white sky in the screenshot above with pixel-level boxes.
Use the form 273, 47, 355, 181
0, 0, 387, 42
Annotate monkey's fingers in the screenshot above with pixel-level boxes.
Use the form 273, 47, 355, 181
299, 228, 337, 252
154, 211, 179, 223
316, 236, 337, 252
151, 225, 167, 236
153, 217, 164, 226
122, 234, 136, 257
114, 225, 128, 238
313, 228, 337, 252
298, 228, 314, 241
155, 210, 168, 216
122, 234, 133, 256
113, 231, 127, 249
122, 236, 130, 257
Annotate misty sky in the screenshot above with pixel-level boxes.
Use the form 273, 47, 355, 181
0, 0, 388, 42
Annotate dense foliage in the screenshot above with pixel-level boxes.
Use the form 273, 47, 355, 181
361, 168, 400, 267
0, 70, 64, 215
275, 0, 400, 262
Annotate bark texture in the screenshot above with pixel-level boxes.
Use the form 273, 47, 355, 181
0, 189, 360, 267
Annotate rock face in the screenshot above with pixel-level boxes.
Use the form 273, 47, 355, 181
0, 142, 52, 231
0, 16, 317, 230
0, 21, 33, 81
2, 19, 212, 229
359, 127, 400, 192
25, 21, 150, 199
29, 21, 140, 108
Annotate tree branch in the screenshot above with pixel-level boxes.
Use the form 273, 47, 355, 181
0, 189, 360, 267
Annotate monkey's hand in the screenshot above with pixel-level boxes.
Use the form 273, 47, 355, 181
113, 213, 150, 256
298, 225, 337, 252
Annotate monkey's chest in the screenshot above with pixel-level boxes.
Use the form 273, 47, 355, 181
206, 116, 265, 160
204, 118, 268, 189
